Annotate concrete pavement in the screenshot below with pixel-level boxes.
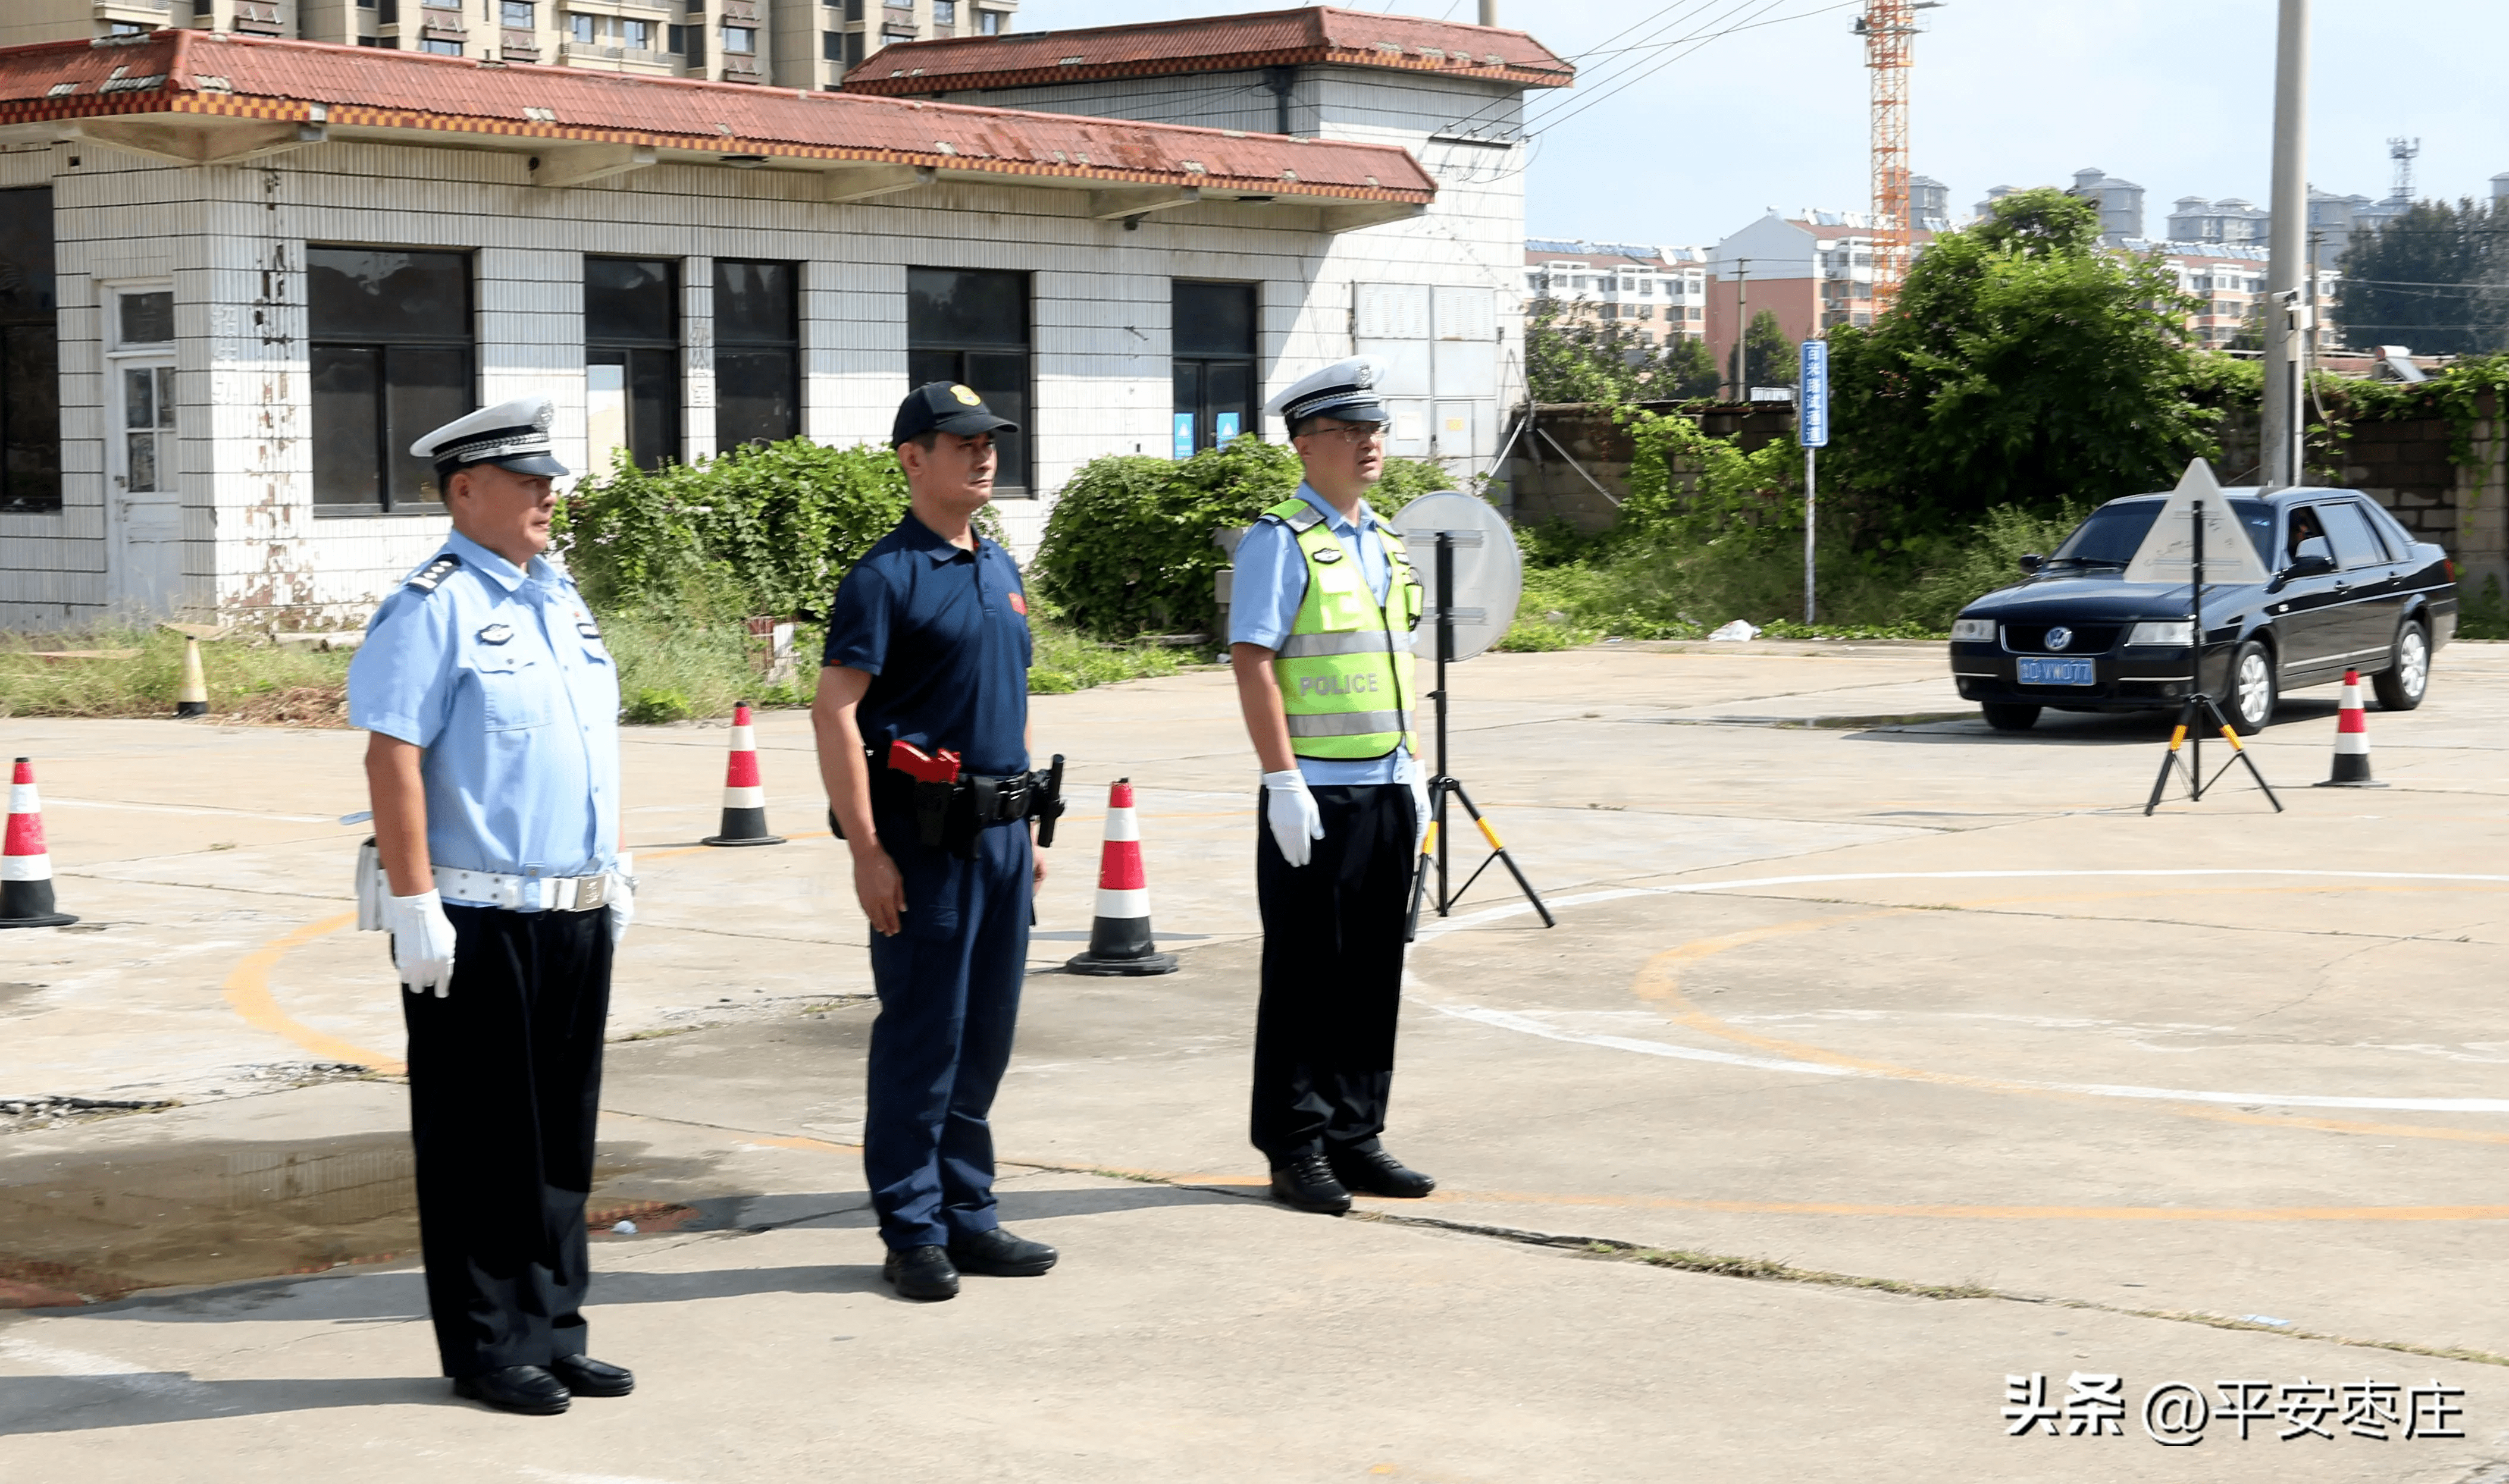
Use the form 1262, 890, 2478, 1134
6, 641, 2509, 1480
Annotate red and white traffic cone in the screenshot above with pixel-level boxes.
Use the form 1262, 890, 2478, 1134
1, 758, 77, 928
2313, 670, 2386, 789
702, 701, 785, 845
1064, 779, 1177, 976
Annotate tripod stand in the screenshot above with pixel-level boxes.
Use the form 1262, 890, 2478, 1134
2143, 495, 2283, 815
1405, 529, 1555, 940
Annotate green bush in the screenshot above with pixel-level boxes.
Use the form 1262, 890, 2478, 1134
1030, 438, 1454, 641
555, 438, 921, 617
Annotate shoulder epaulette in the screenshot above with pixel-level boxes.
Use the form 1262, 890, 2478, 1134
404, 554, 461, 592
1261, 498, 1325, 532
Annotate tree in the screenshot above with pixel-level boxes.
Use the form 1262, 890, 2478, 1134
1665, 335, 1722, 399
1822, 187, 2214, 532
1526, 299, 1722, 404
1728, 309, 1799, 393
2334, 198, 2509, 355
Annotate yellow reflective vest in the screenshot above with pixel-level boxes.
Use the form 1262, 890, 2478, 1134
1263, 495, 1423, 760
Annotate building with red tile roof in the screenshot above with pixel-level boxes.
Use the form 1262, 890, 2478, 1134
0, 26, 1542, 627
842, 7, 1571, 97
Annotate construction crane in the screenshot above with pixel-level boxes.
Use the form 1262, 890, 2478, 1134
1854, 1, 1939, 313
2386, 136, 2420, 205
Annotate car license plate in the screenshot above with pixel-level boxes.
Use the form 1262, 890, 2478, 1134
2018, 657, 2095, 686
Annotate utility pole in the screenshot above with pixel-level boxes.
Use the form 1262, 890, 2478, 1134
2260, 0, 2307, 490
1479, 0, 1498, 26
1735, 262, 1749, 397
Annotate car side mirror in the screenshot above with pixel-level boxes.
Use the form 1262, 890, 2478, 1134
2018, 553, 2044, 574
2284, 552, 2335, 580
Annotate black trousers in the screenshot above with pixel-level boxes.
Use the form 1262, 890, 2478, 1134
401, 903, 611, 1378
1251, 782, 1416, 1163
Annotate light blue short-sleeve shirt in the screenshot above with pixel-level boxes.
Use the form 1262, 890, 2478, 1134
347, 529, 623, 899
1227, 482, 1414, 786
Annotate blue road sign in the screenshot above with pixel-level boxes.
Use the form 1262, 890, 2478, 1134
1173, 412, 1196, 460
1798, 340, 1829, 448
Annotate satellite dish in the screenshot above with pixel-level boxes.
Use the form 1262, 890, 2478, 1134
1393, 491, 1522, 663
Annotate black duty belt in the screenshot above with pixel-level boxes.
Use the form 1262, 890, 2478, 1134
831, 743, 1066, 860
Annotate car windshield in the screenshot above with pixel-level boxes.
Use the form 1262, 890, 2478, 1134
2046, 498, 2276, 571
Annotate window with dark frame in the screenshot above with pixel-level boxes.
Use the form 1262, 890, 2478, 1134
0, 186, 59, 516
714, 260, 798, 450
584, 257, 680, 473
906, 268, 1030, 494
308, 247, 475, 514
1172, 280, 1255, 455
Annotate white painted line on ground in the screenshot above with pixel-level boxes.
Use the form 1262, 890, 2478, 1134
1432, 1005, 1859, 1077
1427, 1005, 2509, 1112
45, 796, 334, 823
1417, 868, 2509, 1113
0, 1336, 236, 1408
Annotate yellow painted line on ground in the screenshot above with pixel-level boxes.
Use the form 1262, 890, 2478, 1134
1635, 883, 2509, 1146
219, 910, 402, 1074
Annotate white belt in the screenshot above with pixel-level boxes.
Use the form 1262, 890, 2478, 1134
434, 866, 619, 913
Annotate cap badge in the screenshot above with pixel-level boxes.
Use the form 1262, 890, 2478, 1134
951, 385, 982, 406
1353, 364, 1376, 389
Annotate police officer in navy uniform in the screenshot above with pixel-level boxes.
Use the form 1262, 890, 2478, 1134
1229, 358, 1438, 1215
347, 396, 638, 1416
811, 382, 1061, 1301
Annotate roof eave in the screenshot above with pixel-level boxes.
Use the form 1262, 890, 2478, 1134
0, 90, 1434, 203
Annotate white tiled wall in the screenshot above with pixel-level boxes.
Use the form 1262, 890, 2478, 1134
5, 90, 1525, 628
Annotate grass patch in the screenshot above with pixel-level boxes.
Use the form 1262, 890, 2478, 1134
0, 626, 354, 721
0, 612, 1199, 724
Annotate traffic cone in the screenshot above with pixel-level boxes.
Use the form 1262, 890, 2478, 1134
2313, 670, 2386, 788
701, 701, 785, 846
1064, 779, 1177, 976
175, 636, 208, 717
1, 759, 77, 928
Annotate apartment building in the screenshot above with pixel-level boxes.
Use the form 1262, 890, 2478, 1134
0, 0, 1016, 90
1521, 239, 1708, 346
1705, 208, 1940, 382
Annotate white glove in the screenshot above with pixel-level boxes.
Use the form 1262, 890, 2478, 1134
1261, 769, 1325, 869
383, 889, 458, 997
607, 854, 635, 947
1397, 753, 1433, 849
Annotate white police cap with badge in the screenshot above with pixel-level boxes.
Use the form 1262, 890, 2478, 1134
1263, 356, 1391, 430
411, 396, 569, 480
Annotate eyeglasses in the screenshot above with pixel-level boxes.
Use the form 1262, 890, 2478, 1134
1305, 423, 1386, 447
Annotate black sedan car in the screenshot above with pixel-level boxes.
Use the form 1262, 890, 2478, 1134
1948, 486, 2457, 732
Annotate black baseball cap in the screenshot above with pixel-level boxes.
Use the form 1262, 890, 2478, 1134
892, 382, 1019, 446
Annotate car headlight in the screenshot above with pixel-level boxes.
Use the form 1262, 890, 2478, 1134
1950, 619, 1996, 642
2126, 621, 2194, 647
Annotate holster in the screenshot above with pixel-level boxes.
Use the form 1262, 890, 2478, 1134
353, 836, 384, 931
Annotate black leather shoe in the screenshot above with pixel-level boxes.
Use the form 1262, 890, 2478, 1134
949, 1227, 1058, 1276
882, 1243, 961, 1300
452, 1364, 570, 1416
1330, 1146, 1437, 1199
549, 1355, 634, 1397
1269, 1152, 1352, 1215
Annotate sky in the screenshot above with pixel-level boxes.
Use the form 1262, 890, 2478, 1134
1019, 0, 2509, 249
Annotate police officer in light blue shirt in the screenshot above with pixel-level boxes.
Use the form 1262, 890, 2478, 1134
346, 395, 637, 1417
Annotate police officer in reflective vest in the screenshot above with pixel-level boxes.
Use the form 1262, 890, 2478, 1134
812, 382, 1064, 1301
1229, 357, 1436, 1215
346, 396, 637, 1416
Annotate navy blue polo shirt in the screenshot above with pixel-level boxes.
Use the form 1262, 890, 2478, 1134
822, 512, 1032, 777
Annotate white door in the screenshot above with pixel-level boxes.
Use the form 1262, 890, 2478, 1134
1433, 400, 1478, 464
108, 361, 183, 616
